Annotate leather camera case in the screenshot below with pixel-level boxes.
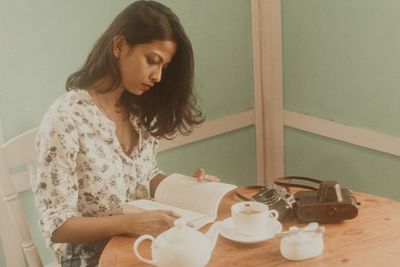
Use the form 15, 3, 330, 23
275, 177, 360, 224
295, 181, 358, 223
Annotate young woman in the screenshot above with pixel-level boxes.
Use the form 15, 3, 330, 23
34, 1, 218, 265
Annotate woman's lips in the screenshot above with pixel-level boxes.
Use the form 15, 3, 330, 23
142, 83, 153, 90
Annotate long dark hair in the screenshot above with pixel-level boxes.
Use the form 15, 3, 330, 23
66, 0, 203, 138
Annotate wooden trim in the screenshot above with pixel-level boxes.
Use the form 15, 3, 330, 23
284, 110, 400, 157
257, 0, 285, 186
158, 110, 255, 152
251, 0, 266, 186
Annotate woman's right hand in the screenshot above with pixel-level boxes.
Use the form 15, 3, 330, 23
123, 210, 181, 237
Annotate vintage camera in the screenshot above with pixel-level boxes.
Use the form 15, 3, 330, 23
250, 186, 297, 222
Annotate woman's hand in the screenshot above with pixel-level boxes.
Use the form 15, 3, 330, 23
192, 168, 220, 182
123, 210, 180, 237
122, 169, 219, 238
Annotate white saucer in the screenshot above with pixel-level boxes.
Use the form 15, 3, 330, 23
219, 217, 282, 244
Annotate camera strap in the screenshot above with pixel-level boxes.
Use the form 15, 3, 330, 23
235, 176, 320, 201
235, 186, 266, 201
274, 176, 323, 191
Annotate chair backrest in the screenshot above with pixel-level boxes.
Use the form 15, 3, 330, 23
0, 126, 44, 267
0, 121, 25, 267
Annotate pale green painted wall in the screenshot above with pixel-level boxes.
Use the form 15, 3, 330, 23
158, 127, 257, 187
0, 0, 253, 141
0, 0, 254, 265
282, 0, 400, 201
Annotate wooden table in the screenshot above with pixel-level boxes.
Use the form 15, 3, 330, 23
99, 190, 400, 267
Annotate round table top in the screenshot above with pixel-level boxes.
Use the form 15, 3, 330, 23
99, 190, 400, 267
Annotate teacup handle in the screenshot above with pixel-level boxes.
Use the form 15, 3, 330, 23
269, 209, 279, 219
133, 234, 156, 266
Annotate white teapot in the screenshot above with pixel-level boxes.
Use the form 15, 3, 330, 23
133, 219, 221, 267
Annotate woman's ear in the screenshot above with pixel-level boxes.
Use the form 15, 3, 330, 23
112, 35, 125, 59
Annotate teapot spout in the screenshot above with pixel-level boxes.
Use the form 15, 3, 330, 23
205, 221, 221, 250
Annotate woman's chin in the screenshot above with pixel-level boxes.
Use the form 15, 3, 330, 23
127, 88, 145, 96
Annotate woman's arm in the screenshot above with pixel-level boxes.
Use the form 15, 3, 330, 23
52, 209, 179, 243
150, 173, 167, 198
53, 169, 220, 244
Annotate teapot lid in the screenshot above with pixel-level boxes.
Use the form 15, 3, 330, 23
163, 219, 201, 244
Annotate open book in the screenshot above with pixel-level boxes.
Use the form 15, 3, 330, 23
123, 173, 237, 229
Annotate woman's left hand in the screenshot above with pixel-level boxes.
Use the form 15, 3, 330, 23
192, 168, 220, 182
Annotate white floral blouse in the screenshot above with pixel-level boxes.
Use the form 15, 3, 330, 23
34, 89, 163, 257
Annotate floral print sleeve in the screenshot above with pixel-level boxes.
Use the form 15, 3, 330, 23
34, 102, 80, 255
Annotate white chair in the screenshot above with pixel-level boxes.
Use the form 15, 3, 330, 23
0, 124, 59, 267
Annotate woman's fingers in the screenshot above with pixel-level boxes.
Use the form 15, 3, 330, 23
192, 168, 205, 180
156, 210, 181, 228
204, 174, 220, 182
158, 209, 181, 218
158, 210, 194, 227
192, 168, 220, 182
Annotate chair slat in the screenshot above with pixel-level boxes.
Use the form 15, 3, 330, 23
0, 198, 25, 267
0, 156, 16, 197
28, 161, 37, 189
0, 121, 26, 267
12, 170, 33, 193
1, 128, 38, 167
3, 191, 34, 245
0, 126, 47, 267
2, 191, 44, 266
23, 244, 44, 267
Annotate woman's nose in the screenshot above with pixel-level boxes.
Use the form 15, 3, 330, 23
150, 66, 162, 83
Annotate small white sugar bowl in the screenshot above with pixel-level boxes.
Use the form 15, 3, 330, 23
279, 222, 325, 261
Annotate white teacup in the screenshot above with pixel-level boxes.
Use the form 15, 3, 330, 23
231, 201, 279, 236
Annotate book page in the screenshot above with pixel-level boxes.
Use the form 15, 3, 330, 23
154, 173, 237, 219
123, 199, 213, 229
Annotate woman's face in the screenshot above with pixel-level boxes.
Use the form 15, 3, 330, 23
115, 38, 177, 95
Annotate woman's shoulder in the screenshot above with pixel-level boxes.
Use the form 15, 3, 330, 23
49, 89, 89, 111
40, 89, 92, 126
44, 89, 92, 117
36, 91, 90, 152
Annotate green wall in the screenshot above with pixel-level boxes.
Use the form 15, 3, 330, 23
282, 0, 400, 200
0, 0, 254, 265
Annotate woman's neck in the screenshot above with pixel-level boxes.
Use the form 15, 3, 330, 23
88, 76, 125, 108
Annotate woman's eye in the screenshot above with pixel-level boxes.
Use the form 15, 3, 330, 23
147, 57, 157, 65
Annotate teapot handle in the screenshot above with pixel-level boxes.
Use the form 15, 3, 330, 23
133, 235, 156, 266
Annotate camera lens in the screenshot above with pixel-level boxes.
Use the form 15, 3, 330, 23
262, 189, 279, 204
